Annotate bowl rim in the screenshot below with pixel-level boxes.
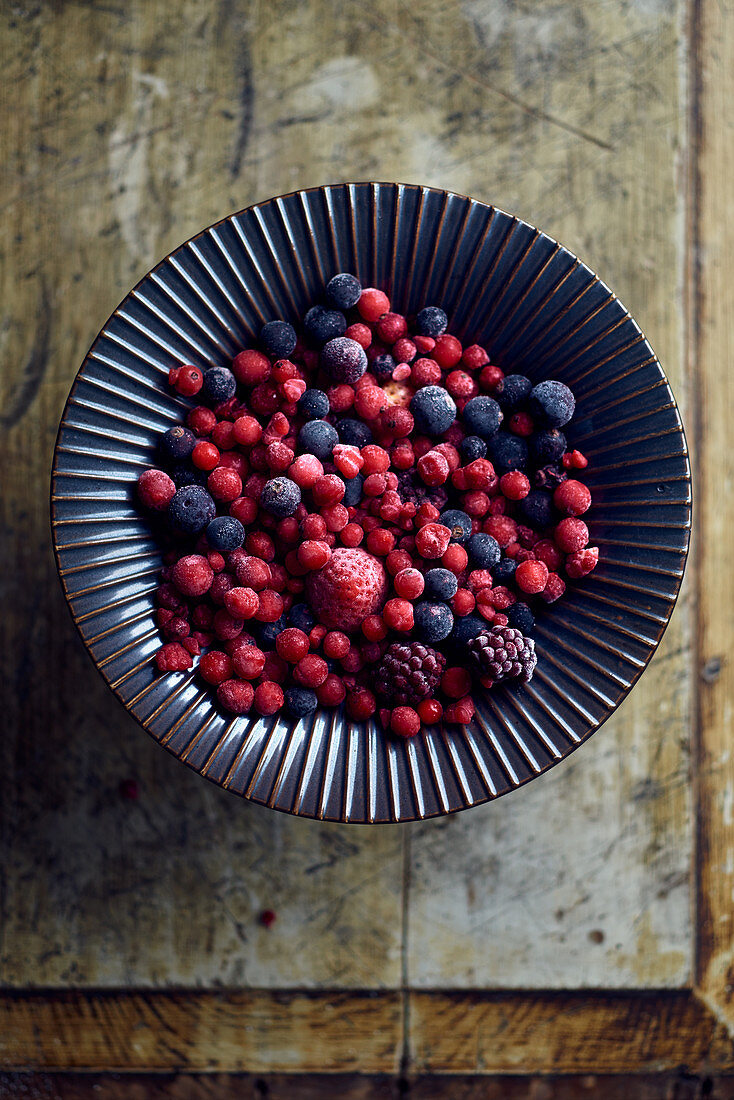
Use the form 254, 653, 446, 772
50, 180, 692, 823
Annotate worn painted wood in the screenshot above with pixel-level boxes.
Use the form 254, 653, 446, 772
693, 0, 734, 1037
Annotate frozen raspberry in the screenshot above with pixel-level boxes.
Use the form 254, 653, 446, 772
217, 679, 254, 714
138, 469, 176, 511
172, 554, 214, 598
565, 546, 599, 578
306, 548, 388, 631
555, 517, 590, 553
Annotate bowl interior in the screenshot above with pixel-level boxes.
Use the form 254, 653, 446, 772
51, 183, 691, 822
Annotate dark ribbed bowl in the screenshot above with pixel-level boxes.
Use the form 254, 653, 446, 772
51, 183, 691, 823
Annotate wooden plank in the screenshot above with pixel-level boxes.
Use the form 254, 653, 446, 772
0, 992, 402, 1074
692, 0, 734, 1035
404, 0, 693, 990
409, 991, 734, 1076
1, 1073, 732, 1100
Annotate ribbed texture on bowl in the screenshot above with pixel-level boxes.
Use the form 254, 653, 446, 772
51, 183, 691, 822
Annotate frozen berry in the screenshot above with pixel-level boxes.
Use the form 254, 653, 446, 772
357, 287, 390, 323
138, 468, 176, 511
565, 545, 599, 578
466, 533, 501, 569
488, 432, 528, 473
390, 706, 421, 738
254, 681, 285, 715
415, 523, 452, 559
441, 666, 472, 698
260, 477, 301, 517
555, 517, 589, 553
529, 380, 576, 427
530, 428, 567, 464
495, 374, 531, 410
168, 485, 216, 534
306, 547, 387, 631
518, 490, 554, 529
285, 686, 319, 717
371, 352, 396, 379
199, 651, 233, 685
507, 602, 535, 634
553, 479, 592, 516
293, 653, 329, 687
303, 305, 347, 347
160, 425, 196, 462
202, 366, 237, 404
500, 471, 531, 501
515, 559, 549, 594
326, 272, 362, 310
440, 508, 472, 543
394, 568, 425, 600
298, 388, 330, 419
298, 419, 339, 460
450, 613, 487, 647
491, 557, 517, 584
346, 687, 376, 721
224, 587, 259, 619
337, 418, 373, 447
321, 337, 368, 384
414, 601, 454, 643
415, 305, 448, 337
424, 568, 458, 600
409, 386, 457, 436
459, 436, 487, 464
260, 320, 297, 358
172, 554, 214, 597
217, 679, 254, 714
275, 627, 310, 662
462, 396, 503, 439
155, 642, 193, 672
233, 349, 271, 386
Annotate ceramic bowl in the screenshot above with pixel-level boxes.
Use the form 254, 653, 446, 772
51, 183, 691, 822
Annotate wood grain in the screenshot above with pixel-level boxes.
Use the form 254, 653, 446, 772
693, 0, 734, 1036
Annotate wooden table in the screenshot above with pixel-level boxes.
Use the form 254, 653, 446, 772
1, 0, 733, 1095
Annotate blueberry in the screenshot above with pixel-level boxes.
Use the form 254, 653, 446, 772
507, 602, 535, 635
320, 337, 368, 383
289, 603, 316, 632
518, 490, 554, 529
409, 385, 457, 436
202, 366, 237, 404
529, 380, 576, 427
256, 615, 287, 647
326, 272, 362, 311
206, 516, 245, 551
495, 374, 532, 410
491, 557, 517, 583
415, 306, 448, 337
160, 425, 196, 462
298, 419, 339, 460
260, 477, 301, 517
424, 568, 458, 600
414, 601, 454, 643
451, 613, 487, 647
342, 473, 364, 507
303, 305, 347, 348
167, 485, 216, 534
459, 435, 487, 463
462, 396, 503, 439
285, 687, 319, 718
530, 428, 567, 464
488, 432, 529, 473
259, 320, 297, 359
337, 418, 373, 447
466, 533, 501, 568
298, 388, 330, 420
371, 353, 395, 380
170, 463, 207, 488
440, 508, 472, 543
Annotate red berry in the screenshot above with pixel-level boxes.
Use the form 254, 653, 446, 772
323, 631, 350, 659
393, 568, 425, 600
391, 440, 415, 470
187, 406, 217, 436
441, 666, 472, 699
233, 349, 271, 386
462, 344, 490, 370
417, 698, 443, 724
357, 287, 390, 322
253, 681, 284, 716
199, 651, 233, 685
294, 654, 329, 688
414, 335, 435, 354
509, 411, 534, 436
246, 531, 275, 561
345, 322, 372, 348
411, 358, 442, 387
500, 470, 531, 501
332, 444, 364, 479
393, 337, 417, 363
366, 528, 396, 557
479, 364, 504, 391
327, 384, 355, 413
451, 588, 476, 616
155, 643, 193, 672
533, 539, 562, 571
377, 312, 408, 343
232, 644, 266, 680
236, 556, 271, 590
418, 450, 450, 486
276, 627, 310, 662
312, 474, 345, 506
172, 554, 214, 597
340, 522, 364, 547
297, 540, 332, 571
445, 370, 477, 399
415, 523, 452, 559
322, 503, 349, 532
361, 445, 390, 474
515, 559, 549, 594
464, 458, 496, 491
224, 587, 259, 619
382, 598, 414, 632
565, 546, 599, 578
390, 706, 421, 738
540, 572, 566, 603
346, 687, 376, 721
213, 609, 245, 640
217, 679, 255, 714
562, 449, 589, 470
192, 440, 220, 471
444, 696, 475, 725
553, 479, 592, 516
441, 544, 468, 574
555, 517, 590, 553
362, 614, 388, 642
432, 334, 463, 368
255, 589, 284, 622
207, 466, 242, 502
137, 469, 176, 511
483, 515, 518, 548
317, 673, 347, 706
172, 365, 204, 396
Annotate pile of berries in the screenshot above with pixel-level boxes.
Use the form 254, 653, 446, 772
137, 272, 597, 737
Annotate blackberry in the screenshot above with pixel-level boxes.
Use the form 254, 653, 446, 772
409, 385, 457, 436
342, 473, 364, 507
459, 435, 487, 463
518, 490, 554, 529
491, 557, 517, 583
414, 601, 454, 643
507, 602, 535, 635
259, 320, 297, 359
462, 396, 503, 439
260, 476, 302, 517
160, 425, 196, 462
529, 380, 575, 427
495, 374, 532, 411
285, 687, 318, 718
298, 419, 339, 460
440, 508, 472, 543
466, 533, 501, 568
397, 470, 448, 511
424, 568, 459, 600
371, 352, 395, 380
488, 432, 529, 473
326, 272, 362, 311
337, 418, 373, 447
206, 516, 245, 551
202, 366, 237, 404
468, 625, 537, 684
320, 337, 368, 383
303, 305, 347, 348
533, 464, 567, 491
168, 485, 216, 534
289, 603, 316, 632
530, 428, 567, 464
375, 641, 446, 706
450, 613, 487, 647
298, 388, 330, 420
415, 306, 448, 337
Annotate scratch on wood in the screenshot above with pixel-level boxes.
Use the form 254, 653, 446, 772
1, 279, 50, 427
230, 38, 254, 179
